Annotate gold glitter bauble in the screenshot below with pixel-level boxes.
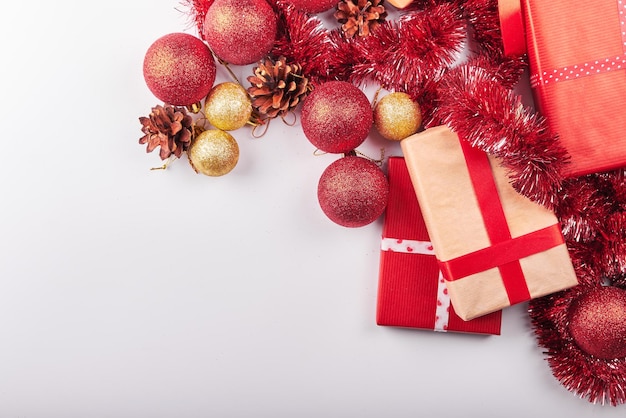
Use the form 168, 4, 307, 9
374, 92, 422, 141
188, 129, 239, 176
204, 82, 252, 131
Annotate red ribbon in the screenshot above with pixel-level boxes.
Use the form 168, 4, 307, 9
438, 225, 565, 288
437, 138, 564, 305
498, 0, 527, 56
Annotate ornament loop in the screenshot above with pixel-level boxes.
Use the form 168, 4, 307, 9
150, 155, 176, 171
371, 86, 383, 109
281, 111, 297, 127
354, 148, 386, 166
212, 52, 241, 85
251, 119, 271, 138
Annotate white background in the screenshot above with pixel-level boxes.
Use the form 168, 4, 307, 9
0, 1, 623, 417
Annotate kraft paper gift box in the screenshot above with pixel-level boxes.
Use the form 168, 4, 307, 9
376, 157, 502, 334
387, 0, 413, 9
400, 126, 579, 321
498, 0, 626, 177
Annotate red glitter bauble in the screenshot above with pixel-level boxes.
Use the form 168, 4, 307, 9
568, 286, 626, 360
301, 81, 373, 154
283, 0, 339, 13
317, 156, 389, 228
203, 0, 277, 65
143, 33, 216, 106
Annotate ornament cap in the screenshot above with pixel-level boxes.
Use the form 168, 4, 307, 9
187, 102, 202, 114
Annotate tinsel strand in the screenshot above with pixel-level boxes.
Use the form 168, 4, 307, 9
180, 0, 215, 39
436, 64, 568, 208
271, 2, 336, 85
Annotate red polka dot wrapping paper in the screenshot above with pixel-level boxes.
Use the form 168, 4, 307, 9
502, 0, 626, 177
376, 157, 502, 335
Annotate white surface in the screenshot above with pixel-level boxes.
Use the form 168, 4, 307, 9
0, 1, 623, 417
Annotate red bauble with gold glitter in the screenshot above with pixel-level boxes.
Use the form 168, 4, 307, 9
567, 286, 626, 360
317, 155, 388, 228
143, 32, 216, 106
203, 0, 277, 65
284, 0, 340, 13
301, 81, 373, 154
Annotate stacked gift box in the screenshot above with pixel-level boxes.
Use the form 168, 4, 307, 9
378, 0, 626, 331
378, 128, 578, 332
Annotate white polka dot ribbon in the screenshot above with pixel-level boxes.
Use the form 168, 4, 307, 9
381, 238, 451, 332
380, 237, 436, 255
530, 1, 626, 87
432, 270, 450, 332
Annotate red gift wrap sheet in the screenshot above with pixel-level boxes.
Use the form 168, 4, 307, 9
376, 157, 502, 335
500, 0, 626, 177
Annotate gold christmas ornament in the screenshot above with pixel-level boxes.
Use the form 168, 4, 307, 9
188, 129, 240, 176
373, 92, 422, 141
203, 82, 253, 131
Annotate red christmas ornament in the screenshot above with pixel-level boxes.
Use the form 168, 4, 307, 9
317, 155, 388, 228
568, 286, 626, 360
283, 0, 339, 13
203, 0, 277, 65
143, 33, 216, 106
301, 81, 373, 154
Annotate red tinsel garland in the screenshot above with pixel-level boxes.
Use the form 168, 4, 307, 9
179, 0, 626, 405
529, 280, 626, 406
436, 63, 568, 209
353, 4, 466, 89
529, 164, 626, 405
461, 0, 505, 57
270, 3, 336, 84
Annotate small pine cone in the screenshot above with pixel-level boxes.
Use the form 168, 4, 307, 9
139, 105, 193, 160
335, 0, 387, 38
247, 56, 312, 119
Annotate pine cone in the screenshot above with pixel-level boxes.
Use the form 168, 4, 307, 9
139, 105, 193, 160
247, 56, 312, 119
335, 0, 387, 38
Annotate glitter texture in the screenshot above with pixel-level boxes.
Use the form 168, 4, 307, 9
285, 0, 339, 13
203, 0, 277, 65
317, 156, 389, 227
568, 286, 626, 360
374, 92, 422, 141
143, 33, 216, 106
301, 81, 373, 154
204, 82, 252, 131
188, 130, 239, 176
